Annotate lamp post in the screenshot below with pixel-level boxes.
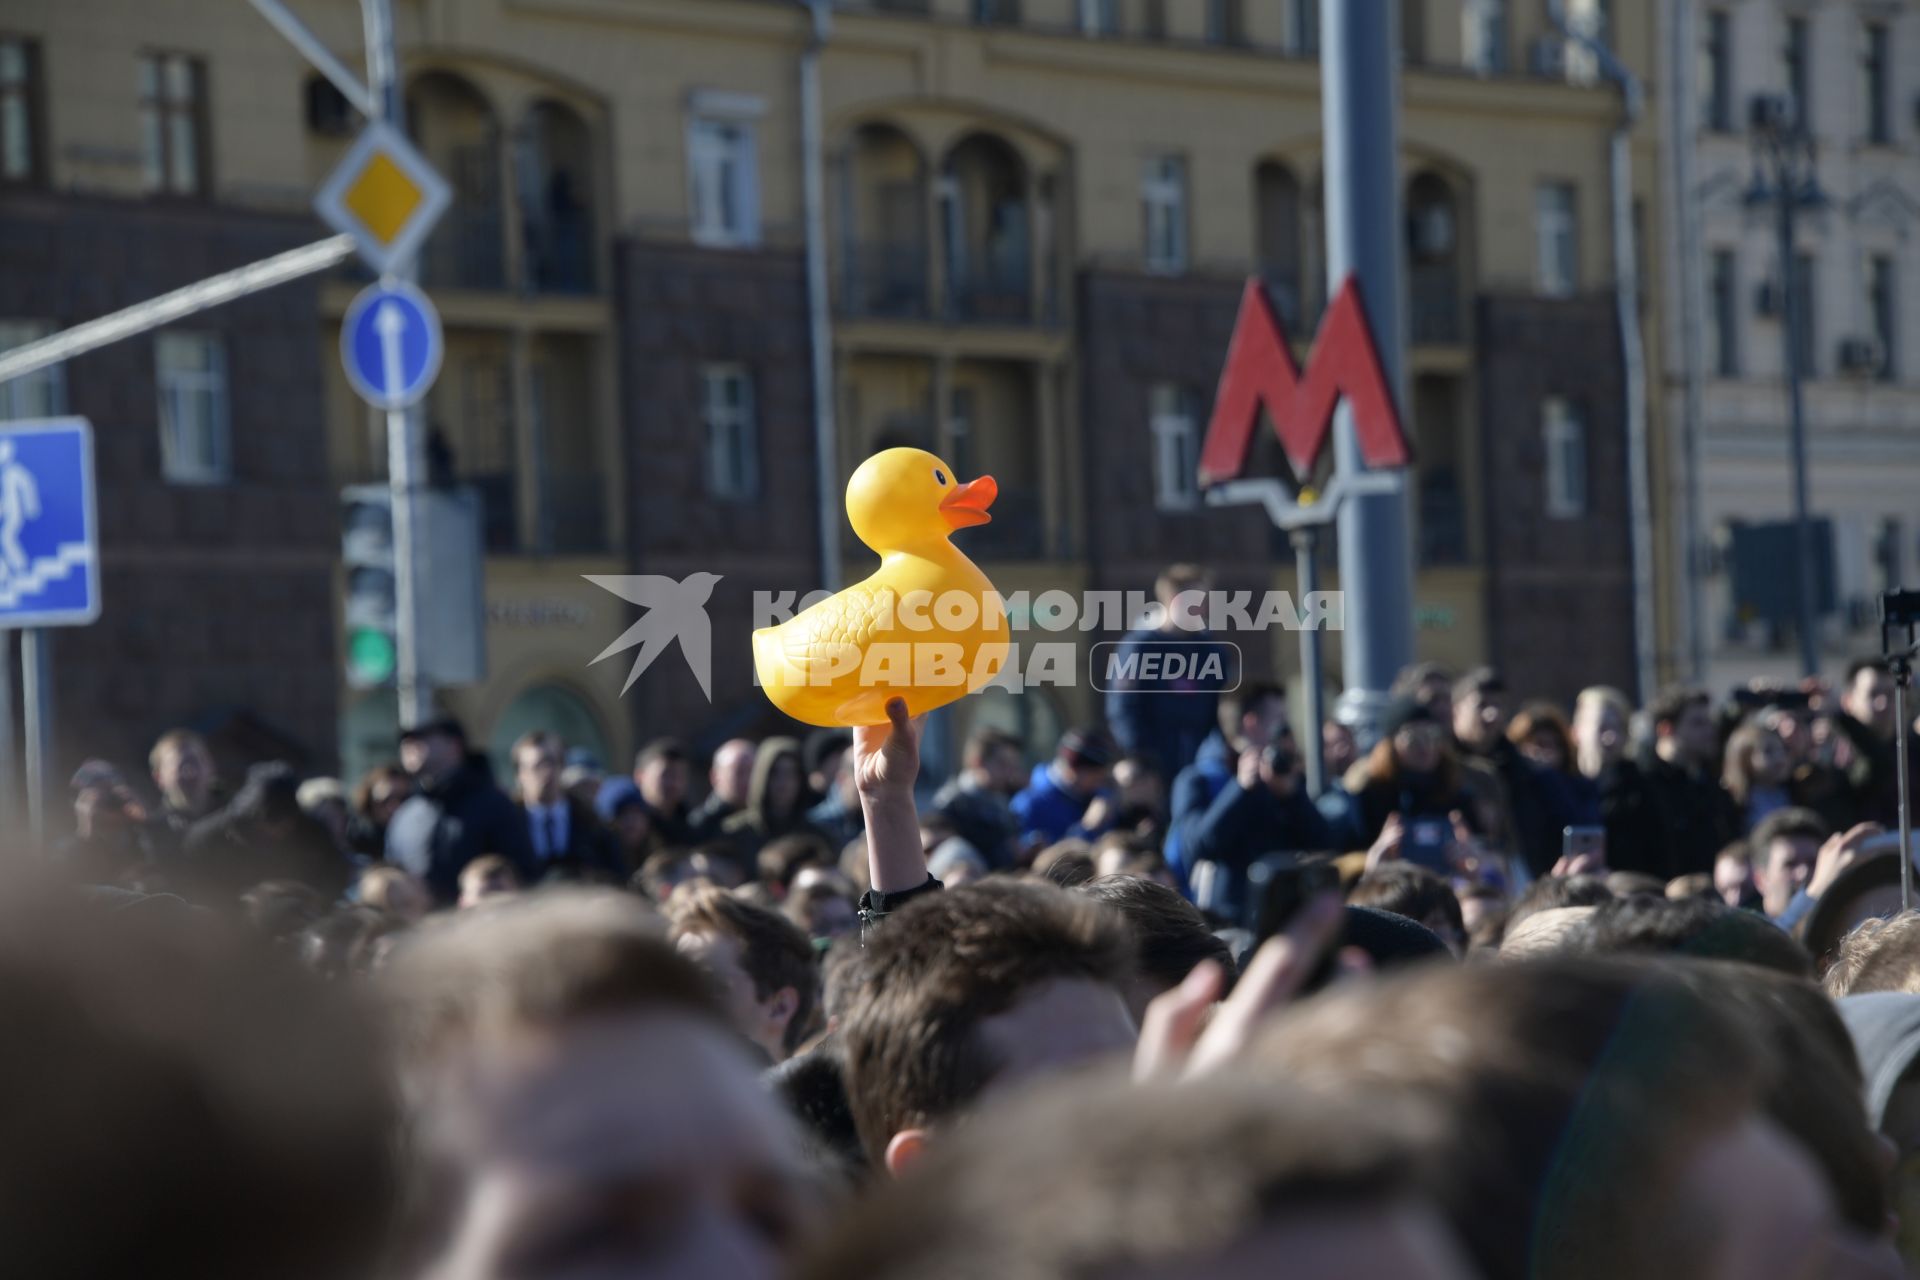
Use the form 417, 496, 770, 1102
1745, 96, 1826, 679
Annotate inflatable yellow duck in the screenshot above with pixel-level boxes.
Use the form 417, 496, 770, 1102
753, 448, 1011, 727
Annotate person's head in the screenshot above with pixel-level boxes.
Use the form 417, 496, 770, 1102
600, 786, 655, 858
1837, 993, 1920, 1272
1582, 893, 1813, 978
962, 727, 1025, 793
1323, 717, 1358, 776
1033, 839, 1096, 888
241, 878, 326, 948
358, 864, 432, 924
1255, 958, 1857, 1280
148, 728, 214, 814
1080, 873, 1235, 1023
354, 763, 414, 829
669, 885, 819, 1063
509, 730, 564, 807
709, 738, 758, 809
1392, 661, 1457, 728
295, 777, 349, 846
1053, 727, 1115, 797
1348, 864, 1468, 954
1572, 686, 1631, 775
840, 880, 1136, 1175
1649, 686, 1716, 768
1154, 563, 1211, 632
1507, 701, 1574, 773
1450, 668, 1509, 751
1380, 698, 1446, 776
633, 737, 691, 812
1806, 855, 1915, 975
1752, 807, 1830, 918
1723, 717, 1793, 803
1712, 840, 1755, 908
382, 890, 820, 1280
803, 730, 853, 802
927, 838, 990, 887
1505, 874, 1614, 934
746, 737, 807, 825
798, 1068, 1473, 1280
457, 854, 521, 909
784, 866, 857, 942
1111, 755, 1163, 813
1827, 914, 1920, 999
758, 833, 833, 898
1219, 681, 1289, 753
0, 880, 394, 1280
399, 718, 468, 783
1845, 658, 1898, 740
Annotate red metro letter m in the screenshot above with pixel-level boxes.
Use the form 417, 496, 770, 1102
1196, 274, 1411, 486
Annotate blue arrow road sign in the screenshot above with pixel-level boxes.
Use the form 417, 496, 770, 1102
341, 281, 444, 411
0, 417, 100, 629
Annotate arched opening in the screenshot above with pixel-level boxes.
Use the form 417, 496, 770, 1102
1254, 160, 1305, 330
486, 683, 611, 783
839, 122, 928, 318
1303, 172, 1328, 331
941, 133, 1031, 323
408, 71, 506, 291
519, 99, 596, 294
1406, 171, 1462, 344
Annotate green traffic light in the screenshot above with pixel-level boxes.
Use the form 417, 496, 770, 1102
347, 628, 397, 684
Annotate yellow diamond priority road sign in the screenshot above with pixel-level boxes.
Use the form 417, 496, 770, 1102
314, 121, 451, 276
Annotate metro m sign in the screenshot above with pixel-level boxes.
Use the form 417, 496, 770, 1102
1197, 274, 1410, 486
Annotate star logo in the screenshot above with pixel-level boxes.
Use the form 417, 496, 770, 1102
584, 572, 722, 700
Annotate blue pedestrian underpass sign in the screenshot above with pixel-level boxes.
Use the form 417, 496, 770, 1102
341, 281, 444, 411
0, 417, 100, 629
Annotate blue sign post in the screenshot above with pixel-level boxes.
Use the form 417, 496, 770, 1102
0, 416, 100, 846
341, 280, 443, 411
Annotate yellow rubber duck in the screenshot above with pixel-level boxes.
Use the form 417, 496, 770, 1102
753, 447, 1011, 727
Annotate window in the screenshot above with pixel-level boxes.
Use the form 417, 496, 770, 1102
1206, 0, 1245, 47
1144, 0, 1167, 39
973, 0, 1020, 23
686, 115, 759, 248
1789, 251, 1816, 378
1463, 0, 1508, 73
1292, 0, 1319, 56
1563, 0, 1609, 84
1078, 0, 1119, 36
1701, 11, 1732, 131
138, 52, 207, 197
700, 365, 757, 500
1543, 397, 1587, 519
1141, 155, 1188, 275
0, 37, 42, 184
1864, 23, 1891, 145
1150, 384, 1201, 511
1534, 182, 1578, 298
1783, 17, 1809, 132
155, 332, 230, 483
1709, 249, 1739, 377
0, 321, 64, 420
1869, 255, 1897, 382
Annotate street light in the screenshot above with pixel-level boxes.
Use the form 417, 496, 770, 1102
1743, 92, 1828, 679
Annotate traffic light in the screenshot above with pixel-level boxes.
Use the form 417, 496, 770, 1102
341, 485, 397, 688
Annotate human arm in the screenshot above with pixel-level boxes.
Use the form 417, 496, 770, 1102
855, 697, 931, 897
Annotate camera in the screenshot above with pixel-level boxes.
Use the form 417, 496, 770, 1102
1261, 742, 1296, 777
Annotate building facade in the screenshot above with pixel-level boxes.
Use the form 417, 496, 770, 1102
2, 0, 1659, 786
1660, 0, 1920, 695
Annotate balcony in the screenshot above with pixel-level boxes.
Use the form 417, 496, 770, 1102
1410, 264, 1463, 345
842, 242, 928, 320
541, 471, 609, 554
422, 206, 508, 293
947, 255, 1032, 325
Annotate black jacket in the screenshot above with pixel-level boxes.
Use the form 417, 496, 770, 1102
1599, 750, 1739, 882
1470, 738, 1565, 878
386, 756, 535, 904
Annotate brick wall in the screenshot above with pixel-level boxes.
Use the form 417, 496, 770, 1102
1477, 292, 1636, 703
0, 192, 338, 779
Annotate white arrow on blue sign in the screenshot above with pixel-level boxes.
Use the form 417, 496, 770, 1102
341, 281, 444, 411
0, 417, 100, 629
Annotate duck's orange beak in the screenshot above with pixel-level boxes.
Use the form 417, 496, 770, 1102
939, 475, 997, 529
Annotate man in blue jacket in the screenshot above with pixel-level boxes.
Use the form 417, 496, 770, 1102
1104, 565, 1230, 783
1165, 681, 1291, 891
1011, 728, 1117, 849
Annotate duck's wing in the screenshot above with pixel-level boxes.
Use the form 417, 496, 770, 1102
775, 585, 896, 672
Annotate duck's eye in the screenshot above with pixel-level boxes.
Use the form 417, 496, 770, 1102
934, 469, 948, 486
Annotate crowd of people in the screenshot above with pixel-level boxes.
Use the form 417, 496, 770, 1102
16, 562, 1920, 1278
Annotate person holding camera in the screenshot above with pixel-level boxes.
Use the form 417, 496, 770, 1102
1177, 708, 1331, 918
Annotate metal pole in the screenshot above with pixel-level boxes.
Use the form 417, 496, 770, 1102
1898, 665, 1912, 911
1670, 0, 1708, 684
1610, 118, 1657, 706
800, 0, 842, 590
21, 629, 49, 845
1323, 0, 1415, 746
363, 0, 432, 726
1775, 153, 1819, 679
1292, 525, 1327, 798
0, 632, 14, 830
